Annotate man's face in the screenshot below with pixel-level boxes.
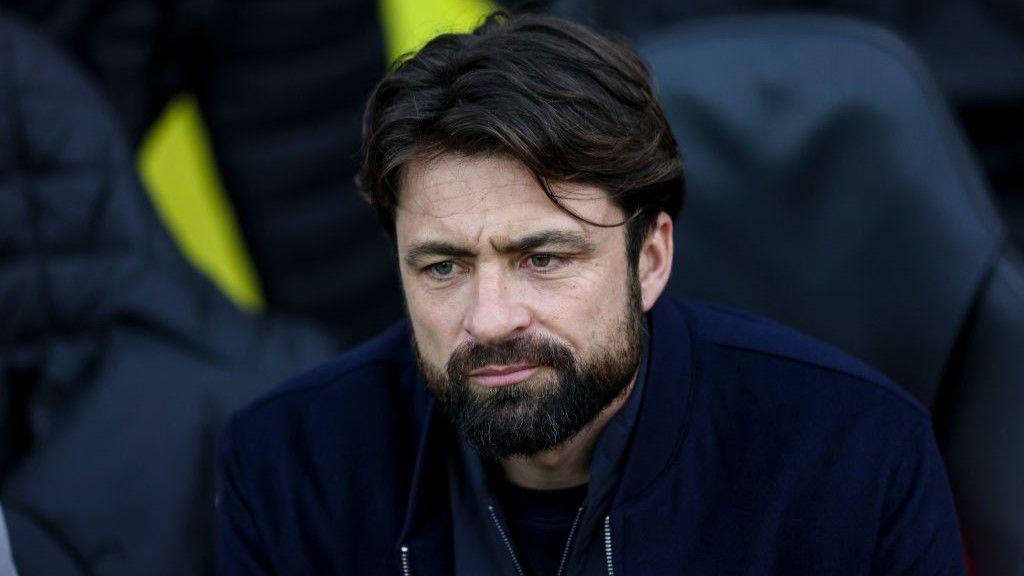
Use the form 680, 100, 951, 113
395, 154, 645, 459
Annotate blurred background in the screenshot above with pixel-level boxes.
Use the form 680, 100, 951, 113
0, 0, 1020, 574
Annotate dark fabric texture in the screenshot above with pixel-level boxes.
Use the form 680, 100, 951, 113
217, 296, 965, 575
447, 437, 526, 576
3, 0, 404, 343
0, 15, 335, 575
495, 481, 587, 576
638, 15, 1022, 573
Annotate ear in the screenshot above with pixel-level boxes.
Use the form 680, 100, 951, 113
637, 212, 674, 312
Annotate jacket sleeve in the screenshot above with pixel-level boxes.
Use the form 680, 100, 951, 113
217, 420, 274, 576
871, 417, 967, 575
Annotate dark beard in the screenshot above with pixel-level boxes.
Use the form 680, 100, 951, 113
415, 276, 644, 460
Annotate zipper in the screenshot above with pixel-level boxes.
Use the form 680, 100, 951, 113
487, 504, 526, 576
555, 505, 586, 576
399, 545, 412, 576
603, 515, 615, 576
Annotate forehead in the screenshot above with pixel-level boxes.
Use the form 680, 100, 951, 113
395, 154, 622, 245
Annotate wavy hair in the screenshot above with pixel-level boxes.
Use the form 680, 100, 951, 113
358, 12, 684, 264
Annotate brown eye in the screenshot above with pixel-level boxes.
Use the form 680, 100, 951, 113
529, 254, 552, 268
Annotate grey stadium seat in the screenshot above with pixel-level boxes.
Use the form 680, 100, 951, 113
643, 15, 1024, 575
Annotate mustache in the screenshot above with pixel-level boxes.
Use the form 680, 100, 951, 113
445, 335, 574, 380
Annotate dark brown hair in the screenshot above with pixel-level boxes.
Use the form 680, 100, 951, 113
358, 12, 684, 264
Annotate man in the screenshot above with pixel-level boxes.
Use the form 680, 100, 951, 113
217, 12, 965, 575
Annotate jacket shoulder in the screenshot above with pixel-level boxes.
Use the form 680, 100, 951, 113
224, 320, 419, 454
217, 322, 418, 573
249, 320, 412, 404
674, 299, 928, 419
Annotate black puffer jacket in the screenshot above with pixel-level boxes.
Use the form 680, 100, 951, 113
5, 0, 405, 341
0, 15, 335, 575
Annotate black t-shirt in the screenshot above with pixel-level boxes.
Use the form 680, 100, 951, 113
493, 479, 588, 576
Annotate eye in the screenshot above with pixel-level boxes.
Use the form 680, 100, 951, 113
429, 261, 456, 277
526, 254, 563, 271
529, 254, 553, 268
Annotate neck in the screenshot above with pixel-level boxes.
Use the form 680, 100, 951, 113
499, 378, 636, 490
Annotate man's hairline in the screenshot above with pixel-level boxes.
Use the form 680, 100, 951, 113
390, 149, 640, 234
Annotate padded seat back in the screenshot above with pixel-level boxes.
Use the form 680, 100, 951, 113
641, 15, 1023, 574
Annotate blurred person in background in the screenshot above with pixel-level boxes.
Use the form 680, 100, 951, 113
0, 11, 335, 575
217, 13, 965, 575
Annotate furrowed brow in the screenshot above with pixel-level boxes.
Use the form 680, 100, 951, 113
403, 241, 475, 267
492, 230, 594, 254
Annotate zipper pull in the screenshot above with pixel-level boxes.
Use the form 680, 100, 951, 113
399, 545, 412, 576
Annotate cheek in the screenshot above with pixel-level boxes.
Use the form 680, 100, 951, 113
404, 285, 464, 366
532, 263, 631, 345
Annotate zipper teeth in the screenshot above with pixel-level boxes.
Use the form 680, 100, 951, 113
400, 545, 412, 576
555, 505, 586, 576
603, 515, 615, 576
487, 505, 526, 576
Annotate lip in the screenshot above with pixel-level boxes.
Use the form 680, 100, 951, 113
468, 364, 539, 388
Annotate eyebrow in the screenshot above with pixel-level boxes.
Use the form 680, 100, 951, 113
491, 230, 594, 254
402, 229, 594, 267
403, 241, 476, 267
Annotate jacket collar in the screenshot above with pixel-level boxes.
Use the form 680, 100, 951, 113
395, 389, 454, 575
395, 296, 697, 571
612, 296, 696, 509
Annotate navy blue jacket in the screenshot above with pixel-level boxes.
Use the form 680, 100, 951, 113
217, 297, 965, 575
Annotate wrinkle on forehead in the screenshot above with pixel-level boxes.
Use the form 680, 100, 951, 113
400, 155, 536, 216
395, 154, 625, 249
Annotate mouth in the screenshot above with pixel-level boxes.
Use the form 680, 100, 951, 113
468, 364, 539, 388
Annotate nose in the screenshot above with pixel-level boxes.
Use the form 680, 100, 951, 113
463, 265, 530, 344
